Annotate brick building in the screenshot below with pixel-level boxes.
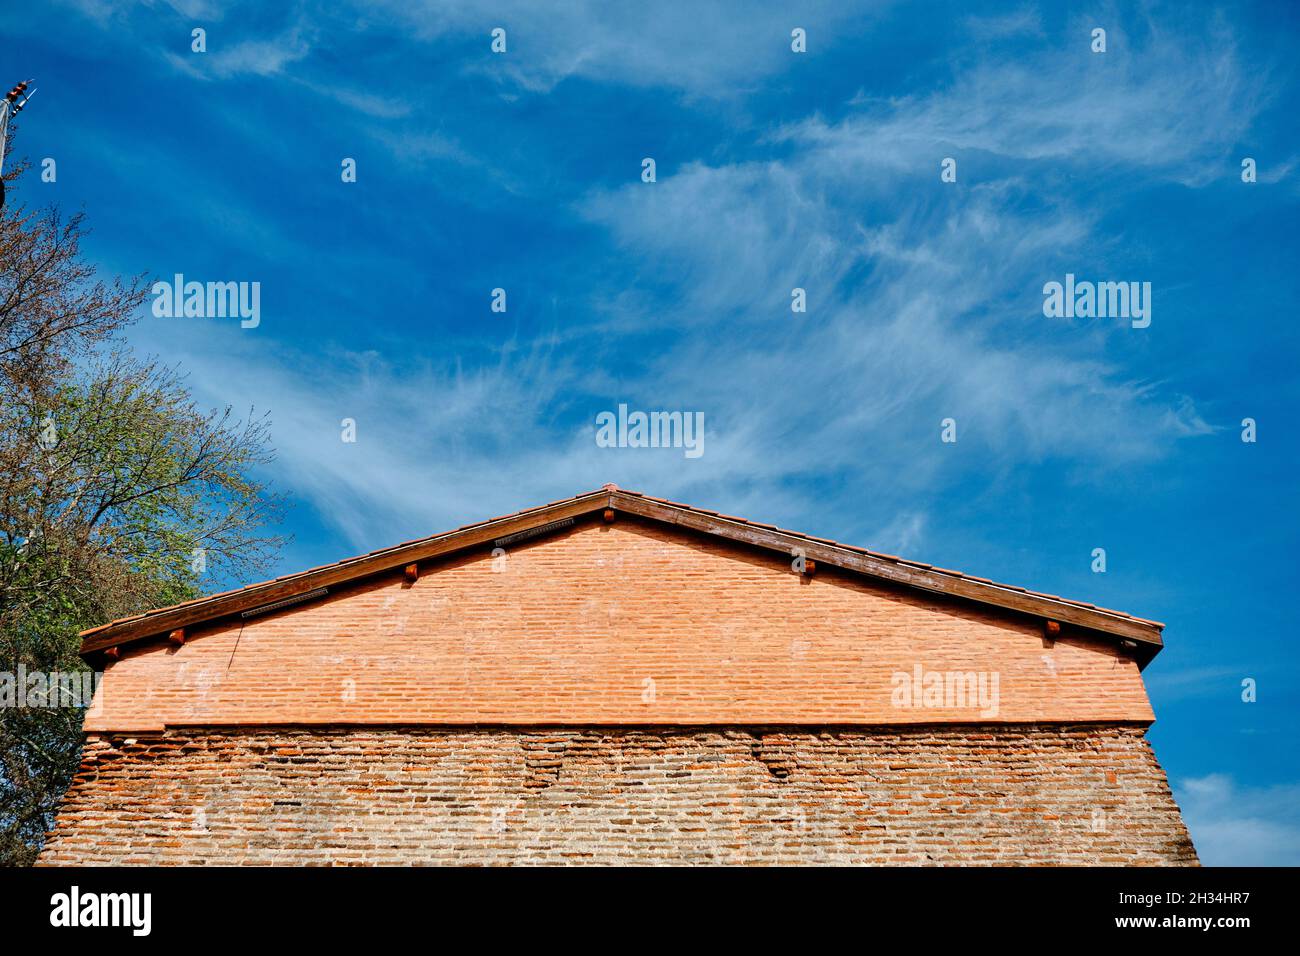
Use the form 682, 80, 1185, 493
40, 485, 1197, 865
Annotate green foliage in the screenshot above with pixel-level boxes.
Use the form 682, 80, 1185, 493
0, 158, 282, 865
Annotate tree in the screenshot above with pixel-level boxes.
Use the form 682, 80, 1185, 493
0, 141, 284, 865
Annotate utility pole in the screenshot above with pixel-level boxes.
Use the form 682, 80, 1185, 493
0, 79, 37, 209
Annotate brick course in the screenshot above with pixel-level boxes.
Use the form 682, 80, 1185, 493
40, 725, 1196, 865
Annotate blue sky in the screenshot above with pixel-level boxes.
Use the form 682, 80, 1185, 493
5, 0, 1298, 864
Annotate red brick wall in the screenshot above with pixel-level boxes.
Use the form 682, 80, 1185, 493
39, 725, 1197, 865
85, 517, 1155, 730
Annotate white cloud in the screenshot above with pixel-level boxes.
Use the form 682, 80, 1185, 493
165, 28, 312, 80
871, 512, 928, 555
144, 329, 598, 550
362, 0, 884, 95
570, 14, 1271, 491
297, 80, 414, 120
1176, 774, 1300, 866
802, 11, 1268, 187
582, 164, 1205, 474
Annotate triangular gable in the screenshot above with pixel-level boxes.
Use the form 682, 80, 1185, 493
79, 484, 1164, 667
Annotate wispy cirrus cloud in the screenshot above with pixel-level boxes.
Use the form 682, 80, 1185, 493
1144, 665, 1246, 704
359, 0, 885, 95
115, 0, 879, 96
580, 154, 1215, 478
147, 324, 830, 553
165, 27, 313, 80
800, 11, 1268, 186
